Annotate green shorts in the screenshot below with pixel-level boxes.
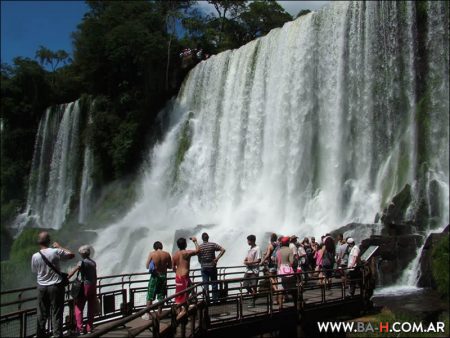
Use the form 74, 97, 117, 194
146, 274, 167, 301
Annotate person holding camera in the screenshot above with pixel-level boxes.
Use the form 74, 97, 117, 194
172, 237, 199, 318
31, 231, 74, 338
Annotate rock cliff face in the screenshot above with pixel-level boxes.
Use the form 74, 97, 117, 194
360, 230, 423, 285
331, 221, 424, 286
330, 185, 429, 286
416, 225, 449, 288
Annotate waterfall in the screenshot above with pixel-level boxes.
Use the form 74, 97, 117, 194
78, 148, 94, 224
91, 1, 448, 275
78, 111, 94, 224
16, 101, 81, 232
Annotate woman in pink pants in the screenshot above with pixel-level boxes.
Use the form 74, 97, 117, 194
68, 245, 97, 335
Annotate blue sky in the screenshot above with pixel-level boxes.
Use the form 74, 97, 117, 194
1, 1, 328, 66
1, 1, 88, 65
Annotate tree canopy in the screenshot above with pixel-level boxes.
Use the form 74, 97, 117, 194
1, 0, 296, 227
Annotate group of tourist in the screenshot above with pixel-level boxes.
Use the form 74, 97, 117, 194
141, 232, 226, 320
179, 47, 210, 61
259, 232, 361, 305
31, 232, 97, 337
31, 230, 361, 336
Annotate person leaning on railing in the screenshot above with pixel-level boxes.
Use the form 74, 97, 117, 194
197, 232, 226, 302
68, 245, 97, 335
31, 231, 75, 338
243, 234, 262, 303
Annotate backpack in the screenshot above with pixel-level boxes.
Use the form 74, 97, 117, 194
322, 250, 333, 267
342, 245, 350, 266
270, 242, 280, 264
149, 260, 159, 277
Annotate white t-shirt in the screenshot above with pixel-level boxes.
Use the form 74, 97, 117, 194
297, 245, 306, 257
31, 248, 72, 286
347, 245, 360, 269
245, 245, 262, 274
289, 243, 298, 256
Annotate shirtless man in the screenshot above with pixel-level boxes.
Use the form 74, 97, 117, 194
172, 237, 199, 318
142, 241, 172, 320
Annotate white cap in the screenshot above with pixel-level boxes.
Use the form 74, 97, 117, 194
347, 238, 355, 244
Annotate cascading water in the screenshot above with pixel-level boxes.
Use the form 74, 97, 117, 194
15, 101, 81, 232
93, 1, 448, 276
78, 111, 94, 224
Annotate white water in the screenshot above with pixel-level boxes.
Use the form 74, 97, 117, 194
16, 101, 81, 231
79, 111, 94, 224
91, 2, 448, 276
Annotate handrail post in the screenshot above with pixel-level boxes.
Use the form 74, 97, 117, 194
361, 265, 366, 300
170, 304, 178, 336
18, 291, 22, 311
321, 281, 325, 303
20, 311, 25, 338
268, 276, 273, 315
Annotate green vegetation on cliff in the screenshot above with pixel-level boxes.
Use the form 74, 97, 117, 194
1, 1, 293, 232
432, 235, 449, 299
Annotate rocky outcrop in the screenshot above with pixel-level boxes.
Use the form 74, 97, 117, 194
172, 223, 216, 254
380, 184, 412, 226
360, 232, 423, 285
329, 222, 382, 245
330, 221, 423, 285
416, 225, 449, 288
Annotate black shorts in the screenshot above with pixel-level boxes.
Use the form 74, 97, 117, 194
323, 265, 333, 278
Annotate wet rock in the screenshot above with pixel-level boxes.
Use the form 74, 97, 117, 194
0, 229, 12, 261
428, 180, 441, 218
172, 223, 216, 254
380, 184, 412, 226
329, 222, 381, 245
373, 288, 449, 322
360, 233, 423, 285
417, 225, 449, 288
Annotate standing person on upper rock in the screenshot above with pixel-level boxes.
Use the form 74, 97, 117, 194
31, 231, 75, 338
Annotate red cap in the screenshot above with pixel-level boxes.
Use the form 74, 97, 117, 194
281, 236, 290, 245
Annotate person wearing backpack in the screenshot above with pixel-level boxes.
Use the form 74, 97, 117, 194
68, 245, 97, 335
262, 233, 280, 305
323, 236, 336, 290
31, 232, 74, 338
336, 237, 350, 286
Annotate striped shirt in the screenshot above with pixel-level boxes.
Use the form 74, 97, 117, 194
198, 242, 222, 268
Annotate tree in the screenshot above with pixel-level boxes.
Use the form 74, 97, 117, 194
207, 0, 247, 45
239, 0, 292, 42
296, 9, 311, 19
34, 46, 70, 72
154, 1, 194, 91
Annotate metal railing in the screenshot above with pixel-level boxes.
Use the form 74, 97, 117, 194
0, 266, 246, 337
1, 264, 372, 337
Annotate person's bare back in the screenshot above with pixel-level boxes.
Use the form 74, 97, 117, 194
146, 250, 172, 275
172, 250, 196, 277
172, 237, 199, 277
